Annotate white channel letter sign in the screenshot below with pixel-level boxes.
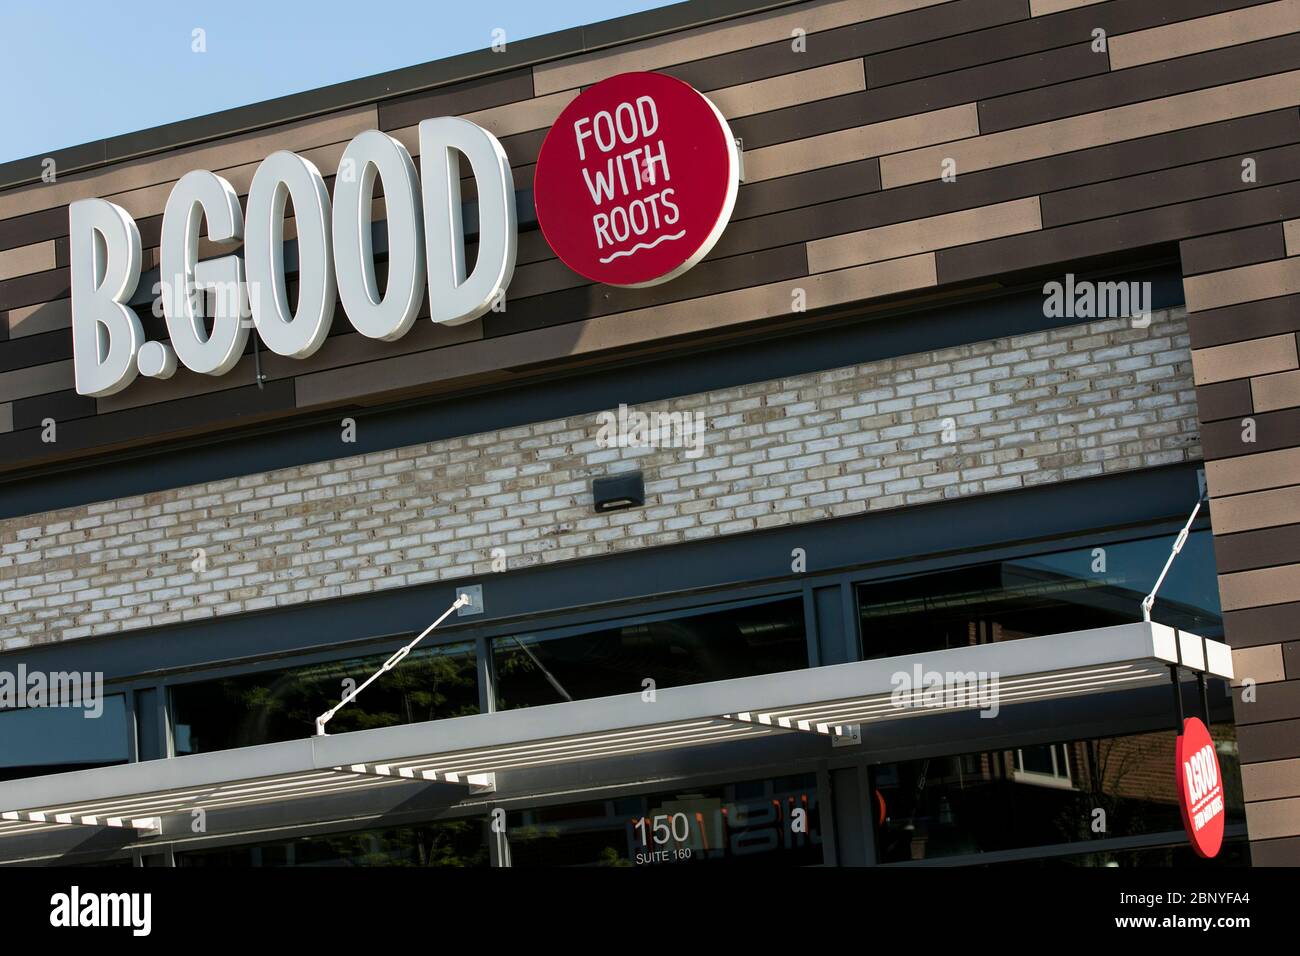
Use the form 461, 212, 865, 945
68, 119, 517, 397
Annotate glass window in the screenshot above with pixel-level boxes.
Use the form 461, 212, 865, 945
0, 695, 129, 782
872, 724, 1246, 863
171, 641, 476, 755
493, 597, 807, 710
857, 529, 1221, 661
507, 773, 822, 867
177, 818, 489, 867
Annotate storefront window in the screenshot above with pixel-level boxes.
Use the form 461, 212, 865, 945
857, 529, 1220, 660
492, 596, 807, 710
872, 725, 1246, 863
507, 773, 822, 867
177, 818, 489, 867
0, 695, 129, 781
171, 641, 477, 755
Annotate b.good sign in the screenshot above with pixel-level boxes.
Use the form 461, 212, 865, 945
68, 73, 738, 398
1176, 716, 1225, 859
533, 72, 740, 288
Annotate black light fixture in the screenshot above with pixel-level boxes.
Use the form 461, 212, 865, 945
592, 471, 645, 513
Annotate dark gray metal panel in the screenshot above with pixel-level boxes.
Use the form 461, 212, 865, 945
802, 583, 820, 668
1180, 223, 1288, 278
1224, 600, 1300, 648
830, 764, 870, 866
812, 584, 851, 667
1187, 293, 1300, 350
815, 763, 837, 866
1195, 379, 1254, 424
135, 688, 163, 762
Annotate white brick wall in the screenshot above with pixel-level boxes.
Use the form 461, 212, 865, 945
0, 310, 1200, 649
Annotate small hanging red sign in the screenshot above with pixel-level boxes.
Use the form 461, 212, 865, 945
1176, 716, 1225, 859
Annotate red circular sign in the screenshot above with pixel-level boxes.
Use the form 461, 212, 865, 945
533, 71, 739, 288
1176, 716, 1225, 859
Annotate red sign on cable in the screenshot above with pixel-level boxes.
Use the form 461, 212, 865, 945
533, 71, 740, 288
1176, 716, 1225, 859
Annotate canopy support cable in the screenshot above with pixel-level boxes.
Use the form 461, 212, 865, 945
1142, 493, 1205, 623
314, 594, 469, 736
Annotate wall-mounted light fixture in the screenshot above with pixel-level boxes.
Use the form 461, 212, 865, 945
592, 472, 645, 513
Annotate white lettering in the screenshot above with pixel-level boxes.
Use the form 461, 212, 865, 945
333, 130, 426, 341
160, 170, 247, 375
419, 116, 517, 326
245, 150, 337, 358
69, 199, 144, 397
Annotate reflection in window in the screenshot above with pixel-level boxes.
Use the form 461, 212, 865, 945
0, 695, 129, 782
177, 819, 489, 867
872, 725, 1246, 863
1014, 744, 1073, 788
508, 773, 821, 867
857, 529, 1221, 661
171, 642, 476, 755
493, 597, 807, 710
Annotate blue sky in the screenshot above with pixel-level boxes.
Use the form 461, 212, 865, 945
0, 0, 675, 163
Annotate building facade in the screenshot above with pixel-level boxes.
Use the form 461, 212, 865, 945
1, 0, 1298, 866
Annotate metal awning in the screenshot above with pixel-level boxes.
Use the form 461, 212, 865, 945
0, 621, 1231, 840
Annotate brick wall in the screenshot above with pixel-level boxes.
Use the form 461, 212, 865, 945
0, 309, 1199, 650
